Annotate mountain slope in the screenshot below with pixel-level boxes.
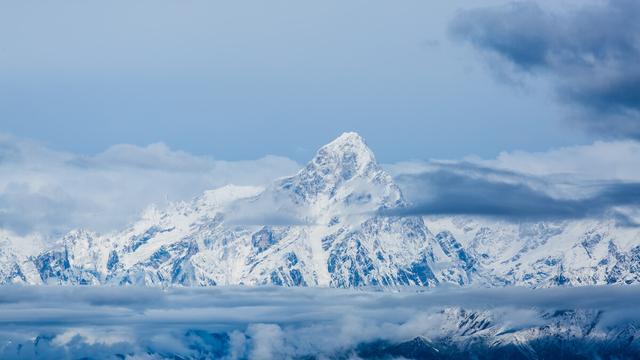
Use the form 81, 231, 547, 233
1, 132, 639, 288
4, 133, 464, 287
428, 216, 640, 287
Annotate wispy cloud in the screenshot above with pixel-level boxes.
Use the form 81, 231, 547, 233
475, 140, 640, 181
0, 133, 299, 237
222, 186, 314, 227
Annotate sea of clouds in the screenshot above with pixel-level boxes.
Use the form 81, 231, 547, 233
0, 285, 639, 359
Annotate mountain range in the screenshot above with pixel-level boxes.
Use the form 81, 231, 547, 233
1, 132, 639, 288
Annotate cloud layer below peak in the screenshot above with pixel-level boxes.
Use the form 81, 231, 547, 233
2, 132, 640, 237
385, 140, 640, 224
0, 133, 299, 237
0, 285, 639, 359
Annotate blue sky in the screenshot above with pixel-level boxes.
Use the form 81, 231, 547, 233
1, 0, 639, 236
0, 0, 591, 163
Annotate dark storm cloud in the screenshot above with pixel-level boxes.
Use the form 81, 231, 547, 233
385, 162, 640, 224
450, 0, 640, 138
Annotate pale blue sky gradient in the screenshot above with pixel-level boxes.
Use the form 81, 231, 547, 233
0, 0, 590, 162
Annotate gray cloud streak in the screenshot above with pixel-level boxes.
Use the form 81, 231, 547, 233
385, 162, 640, 224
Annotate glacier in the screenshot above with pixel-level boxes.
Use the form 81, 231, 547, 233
1, 132, 639, 288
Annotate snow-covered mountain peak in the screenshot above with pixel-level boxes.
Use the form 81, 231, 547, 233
62, 229, 95, 242
5, 132, 640, 290
197, 185, 264, 211
322, 131, 372, 156
275, 132, 403, 211
313, 131, 377, 179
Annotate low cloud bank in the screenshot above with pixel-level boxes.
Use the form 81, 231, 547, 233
0, 285, 639, 358
0, 133, 299, 237
4, 132, 640, 236
384, 161, 640, 225
384, 140, 640, 224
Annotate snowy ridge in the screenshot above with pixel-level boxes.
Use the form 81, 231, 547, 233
0, 132, 639, 288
